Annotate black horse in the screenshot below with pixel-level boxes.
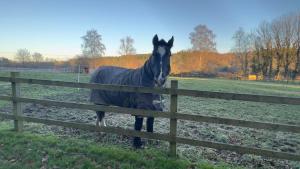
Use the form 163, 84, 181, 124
90, 34, 173, 148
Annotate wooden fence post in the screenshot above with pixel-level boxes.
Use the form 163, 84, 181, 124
169, 80, 178, 157
11, 72, 23, 131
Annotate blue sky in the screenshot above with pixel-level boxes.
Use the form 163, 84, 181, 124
0, 0, 300, 60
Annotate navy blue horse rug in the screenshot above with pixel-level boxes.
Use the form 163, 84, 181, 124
90, 34, 174, 148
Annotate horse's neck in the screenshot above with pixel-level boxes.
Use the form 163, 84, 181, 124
139, 57, 155, 86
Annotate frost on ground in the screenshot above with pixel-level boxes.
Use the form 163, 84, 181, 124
0, 89, 300, 169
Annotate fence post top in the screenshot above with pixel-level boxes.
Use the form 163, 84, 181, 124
170, 80, 178, 86
170, 80, 178, 94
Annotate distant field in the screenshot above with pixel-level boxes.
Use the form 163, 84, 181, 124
0, 71, 300, 168
173, 77, 300, 123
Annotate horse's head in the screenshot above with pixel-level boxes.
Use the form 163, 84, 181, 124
149, 34, 174, 87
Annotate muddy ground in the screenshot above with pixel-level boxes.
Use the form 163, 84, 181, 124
0, 89, 299, 169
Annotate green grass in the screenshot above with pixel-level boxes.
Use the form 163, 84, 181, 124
0, 121, 239, 169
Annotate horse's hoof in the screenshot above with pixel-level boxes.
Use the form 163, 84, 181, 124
133, 140, 144, 149
102, 120, 107, 127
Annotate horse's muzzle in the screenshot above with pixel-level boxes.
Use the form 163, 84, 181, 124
155, 78, 166, 87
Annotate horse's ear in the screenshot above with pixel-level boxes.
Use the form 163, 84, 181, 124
152, 34, 159, 46
167, 36, 174, 48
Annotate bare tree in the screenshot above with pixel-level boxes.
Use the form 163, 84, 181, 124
251, 34, 263, 75
119, 36, 136, 55
81, 29, 106, 57
32, 52, 44, 62
257, 21, 273, 79
189, 24, 216, 52
271, 17, 285, 79
293, 12, 300, 79
15, 49, 31, 64
232, 27, 251, 76
248, 12, 300, 80
281, 14, 295, 79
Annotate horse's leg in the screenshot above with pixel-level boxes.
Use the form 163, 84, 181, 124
146, 117, 154, 133
96, 111, 106, 127
147, 117, 157, 145
133, 116, 144, 148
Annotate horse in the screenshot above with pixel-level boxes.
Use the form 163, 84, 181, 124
90, 34, 174, 148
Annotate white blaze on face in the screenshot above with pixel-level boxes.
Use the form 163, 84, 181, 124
158, 46, 166, 57
157, 46, 166, 85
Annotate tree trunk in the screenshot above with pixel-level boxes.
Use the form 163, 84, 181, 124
292, 47, 300, 80
268, 55, 273, 79
244, 53, 248, 76
274, 51, 282, 79
284, 52, 290, 79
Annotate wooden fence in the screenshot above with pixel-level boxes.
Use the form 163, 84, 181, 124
0, 72, 300, 161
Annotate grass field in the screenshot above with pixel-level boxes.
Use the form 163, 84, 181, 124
0, 71, 300, 168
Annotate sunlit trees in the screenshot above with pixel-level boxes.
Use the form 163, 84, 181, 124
233, 12, 300, 80
271, 17, 285, 79
119, 36, 136, 55
87, 51, 234, 76
269, 13, 299, 80
189, 24, 217, 52
256, 21, 273, 79
283, 14, 295, 79
232, 27, 251, 76
81, 29, 106, 57
251, 33, 262, 76
293, 13, 300, 79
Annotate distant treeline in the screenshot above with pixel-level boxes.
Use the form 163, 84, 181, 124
0, 57, 72, 71
0, 51, 238, 77
1, 57, 52, 68
71, 51, 236, 77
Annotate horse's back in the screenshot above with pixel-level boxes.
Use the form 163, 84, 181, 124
90, 66, 130, 84
90, 66, 138, 106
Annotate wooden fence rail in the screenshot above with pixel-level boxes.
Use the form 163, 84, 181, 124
1, 76, 300, 105
0, 72, 300, 161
